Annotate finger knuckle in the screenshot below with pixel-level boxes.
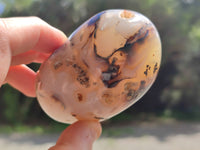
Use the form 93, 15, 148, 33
0, 18, 8, 37
28, 16, 46, 26
0, 19, 9, 52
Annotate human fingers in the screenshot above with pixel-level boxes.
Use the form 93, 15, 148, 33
49, 120, 102, 150
5, 65, 36, 97
0, 17, 67, 56
0, 17, 67, 86
11, 50, 50, 66
0, 26, 11, 85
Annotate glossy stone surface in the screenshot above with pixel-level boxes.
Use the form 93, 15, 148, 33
36, 9, 161, 124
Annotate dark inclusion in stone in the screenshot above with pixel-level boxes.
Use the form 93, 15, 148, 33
98, 26, 150, 88
88, 11, 105, 26
77, 93, 83, 102
136, 30, 149, 43
94, 25, 98, 39
119, 26, 149, 54
124, 82, 139, 101
94, 116, 104, 120
101, 64, 121, 88
144, 65, 151, 76
71, 113, 77, 117
93, 24, 150, 64
73, 64, 90, 88
126, 89, 137, 101
94, 26, 149, 60
139, 80, 146, 90
54, 62, 63, 70
153, 62, 158, 73
51, 94, 66, 109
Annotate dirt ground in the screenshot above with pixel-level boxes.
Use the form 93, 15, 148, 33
0, 120, 200, 150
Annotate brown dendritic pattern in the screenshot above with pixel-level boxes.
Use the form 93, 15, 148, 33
36, 9, 161, 124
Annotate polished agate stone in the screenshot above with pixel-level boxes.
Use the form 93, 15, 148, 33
36, 9, 161, 124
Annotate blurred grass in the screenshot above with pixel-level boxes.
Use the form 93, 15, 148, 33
102, 126, 134, 137
0, 122, 135, 137
159, 110, 200, 122
0, 123, 68, 134
1, 112, 200, 135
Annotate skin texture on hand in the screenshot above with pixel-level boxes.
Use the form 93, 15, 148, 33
0, 17, 67, 96
0, 17, 102, 149
49, 120, 102, 150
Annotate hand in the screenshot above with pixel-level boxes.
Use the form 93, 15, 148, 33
0, 16, 67, 96
49, 120, 101, 150
0, 17, 102, 150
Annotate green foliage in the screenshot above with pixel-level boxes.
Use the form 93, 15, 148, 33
0, 123, 68, 134
0, 0, 33, 13
110, 113, 133, 123
0, 0, 200, 125
2, 85, 20, 123
102, 126, 134, 137
1, 85, 35, 124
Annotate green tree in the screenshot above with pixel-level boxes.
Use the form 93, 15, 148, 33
1, 0, 200, 124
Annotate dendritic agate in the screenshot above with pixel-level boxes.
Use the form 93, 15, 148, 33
36, 9, 161, 124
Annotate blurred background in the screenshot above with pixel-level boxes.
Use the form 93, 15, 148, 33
0, 0, 200, 150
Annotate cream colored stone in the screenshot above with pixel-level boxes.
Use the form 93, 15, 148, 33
36, 9, 162, 124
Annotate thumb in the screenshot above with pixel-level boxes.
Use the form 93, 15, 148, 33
49, 120, 102, 150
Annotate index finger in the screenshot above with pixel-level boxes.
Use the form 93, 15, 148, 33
0, 17, 67, 56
